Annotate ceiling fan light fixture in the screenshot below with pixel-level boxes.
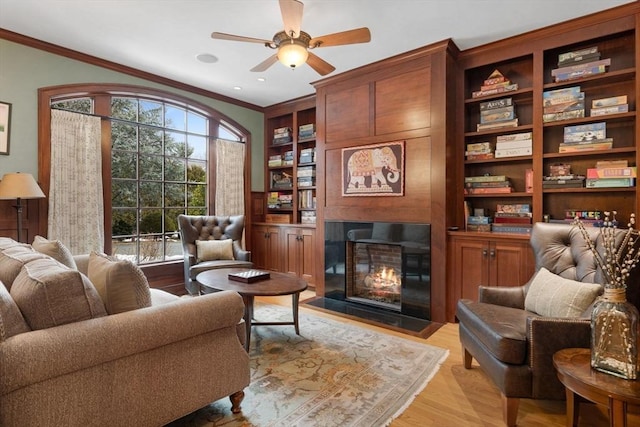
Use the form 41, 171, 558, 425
277, 39, 308, 69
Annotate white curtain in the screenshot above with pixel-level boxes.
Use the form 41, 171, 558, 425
49, 109, 104, 254
215, 139, 245, 216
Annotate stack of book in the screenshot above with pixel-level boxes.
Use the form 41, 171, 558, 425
477, 96, 518, 131
543, 163, 585, 189
492, 204, 532, 234
268, 154, 283, 167
472, 70, 518, 99
270, 170, 293, 189
298, 123, 316, 141
464, 175, 513, 194
273, 127, 292, 145
590, 95, 629, 117
467, 215, 492, 232
543, 86, 585, 122
495, 132, 532, 158
465, 141, 493, 160
267, 192, 293, 209
298, 189, 316, 209
300, 211, 317, 224
585, 160, 636, 188
297, 165, 316, 187
552, 46, 610, 82
282, 150, 294, 166
299, 147, 315, 164
559, 122, 612, 153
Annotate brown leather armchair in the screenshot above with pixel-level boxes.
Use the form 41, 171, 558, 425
178, 215, 252, 295
456, 222, 640, 426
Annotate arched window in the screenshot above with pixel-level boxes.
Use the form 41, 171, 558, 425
39, 84, 251, 264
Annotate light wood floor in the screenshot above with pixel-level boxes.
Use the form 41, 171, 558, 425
258, 291, 640, 427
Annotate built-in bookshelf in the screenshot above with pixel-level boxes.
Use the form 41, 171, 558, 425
264, 96, 317, 225
461, 14, 638, 229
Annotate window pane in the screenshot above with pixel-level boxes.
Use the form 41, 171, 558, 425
139, 100, 163, 126
187, 135, 207, 160
111, 208, 137, 236
112, 122, 137, 151
187, 161, 206, 183
139, 154, 163, 180
165, 183, 185, 207
187, 184, 206, 207
165, 105, 186, 130
165, 209, 183, 233
139, 209, 163, 234
140, 181, 162, 207
111, 98, 138, 121
165, 131, 186, 157
139, 126, 162, 154
112, 150, 136, 179
219, 124, 240, 141
165, 157, 185, 182
52, 98, 92, 113
187, 111, 207, 135
165, 236, 183, 261
112, 180, 137, 207
139, 236, 163, 263
187, 207, 206, 216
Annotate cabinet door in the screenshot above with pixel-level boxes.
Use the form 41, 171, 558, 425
251, 226, 269, 270
489, 240, 534, 287
283, 227, 316, 284
453, 238, 489, 301
252, 225, 281, 271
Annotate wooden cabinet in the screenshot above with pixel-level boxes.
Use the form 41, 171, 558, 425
250, 224, 282, 272
283, 227, 316, 285
449, 232, 535, 303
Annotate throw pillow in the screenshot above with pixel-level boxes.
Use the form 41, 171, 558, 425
0, 280, 30, 341
0, 237, 29, 253
196, 239, 235, 262
11, 258, 107, 330
32, 235, 77, 270
0, 245, 48, 291
87, 252, 152, 314
525, 267, 602, 318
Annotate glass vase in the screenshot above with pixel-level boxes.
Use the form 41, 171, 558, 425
591, 287, 639, 380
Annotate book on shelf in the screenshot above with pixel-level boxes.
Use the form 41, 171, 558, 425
496, 131, 532, 142
490, 223, 532, 234
543, 86, 582, 104
496, 203, 530, 213
480, 97, 512, 111
542, 177, 585, 188
558, 52, 602, 67
558, 140, 613, 153
268, 154, 283, 167
585, 177, 635, 188
272, 135, 292, 145
563, 122, 606, 142
552, 58, 610, 76
496, 139, 531, 150
590, 104, 629, 116
465, 180, 512, 188
525, 168, 533, 193
480, 106, 516, 124
298, 123, 315, 139
596, 159, 629, 168
465, 186, 513, 194
542, 109, 585, 122
273, 126, 292, 135
467, 216, 493, 225
558, 46, 599, 64
297, 177, 316, 187
543, 100, 585, 114
592, 95, 627, 108
494, 211, 532, 218
297, 165, 315, 177
298, 189, 316, 209
477, 118, 518, 131
493, 216, 532, 224
466, 152, 495, 161
465, 175, 507, 183
471, 84, 518, 99
299, 147, 316, 164
300, 211, 316, 224
586, 167, 636, 179
466, 223, 492, 232
495, 146, 532, 158
552, 59, 610, 82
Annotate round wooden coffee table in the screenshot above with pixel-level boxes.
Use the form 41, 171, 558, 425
196, 268, 308, 351
553, 348, 640, 427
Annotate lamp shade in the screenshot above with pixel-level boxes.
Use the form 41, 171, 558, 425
277, 40, 309, 69
0, 173, 46, 200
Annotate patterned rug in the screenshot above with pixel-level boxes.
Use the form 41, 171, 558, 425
168, 304, 448, 427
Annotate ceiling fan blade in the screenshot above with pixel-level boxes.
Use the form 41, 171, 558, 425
250, 54, 279, 72
211, 32, 272, 45
306, 52, 336, 76
279, 0, 303, 38
309, 27, 371, 48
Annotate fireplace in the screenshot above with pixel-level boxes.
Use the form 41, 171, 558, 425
320, 221, 431, 323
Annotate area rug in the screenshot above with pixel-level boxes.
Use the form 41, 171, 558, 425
168, 304, 448, 427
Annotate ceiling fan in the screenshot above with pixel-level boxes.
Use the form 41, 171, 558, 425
211, 0, 371, 76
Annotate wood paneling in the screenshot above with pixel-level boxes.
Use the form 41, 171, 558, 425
325, 84, 370, 143
375, 67, 431, 135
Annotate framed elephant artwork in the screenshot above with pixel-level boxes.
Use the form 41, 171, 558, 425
341, 141, 404, 197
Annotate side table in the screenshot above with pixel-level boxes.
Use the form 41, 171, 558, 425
553, 348, 640, 427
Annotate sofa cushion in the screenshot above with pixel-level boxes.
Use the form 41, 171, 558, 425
0, 237, 29, 252
0, 280, 30, 341
0, 245, 50, 291
88, 252, 152, 314
196, 239, 234, 262
456, 299, 534, 365
10, 258, 107, 330
32, 235, 77, 270
524, 267, 602, 318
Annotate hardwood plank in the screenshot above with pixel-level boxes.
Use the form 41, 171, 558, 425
259, 292, 640, 426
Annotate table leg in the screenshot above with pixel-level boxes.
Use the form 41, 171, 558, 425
241, 295, 254, 352
609, 397, 627, 427
565, 388, 579, 427
292, 292, 301, 335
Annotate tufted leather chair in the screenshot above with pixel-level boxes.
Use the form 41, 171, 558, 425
456, 222, 639, 427
178, 215, 252, 295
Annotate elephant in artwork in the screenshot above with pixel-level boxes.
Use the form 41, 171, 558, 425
346, 146, 400, 191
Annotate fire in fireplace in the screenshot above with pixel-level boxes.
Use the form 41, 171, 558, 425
324, 221, 431, 321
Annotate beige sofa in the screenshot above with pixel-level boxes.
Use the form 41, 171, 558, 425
0, 237, 250, 427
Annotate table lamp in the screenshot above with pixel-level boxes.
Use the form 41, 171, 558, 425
0, 172, 46, 243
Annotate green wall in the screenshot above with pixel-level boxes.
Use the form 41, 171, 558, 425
0, 39, 265, 191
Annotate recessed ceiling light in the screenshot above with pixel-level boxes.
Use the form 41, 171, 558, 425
196, 53, 218, 63
257, 77, 266, 82
233, 86, 242, 91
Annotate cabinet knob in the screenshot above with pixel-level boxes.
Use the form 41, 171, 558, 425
490, 249, 496, 258
482, 248, 488, 257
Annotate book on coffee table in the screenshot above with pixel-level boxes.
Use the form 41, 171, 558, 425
228, 270, 271, 283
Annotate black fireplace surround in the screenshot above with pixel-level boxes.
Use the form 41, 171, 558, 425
312, 221, 431, 330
